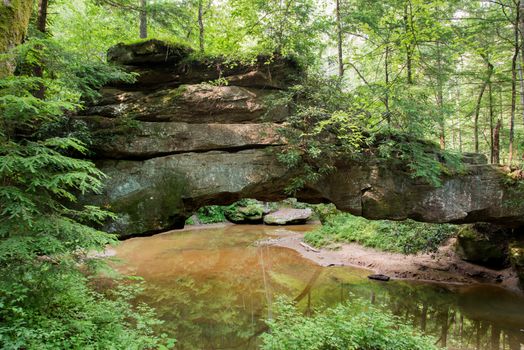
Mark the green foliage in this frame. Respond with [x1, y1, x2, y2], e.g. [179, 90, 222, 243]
[261, 298, 441, 350]
[195, 205, 227, 224]
[274, 76, 366, 194]
[304, 213, 457, 254]
[274, 75, 465, 193]
[372, 129, 466, 187]
[0, 38, 171, 348]
[14, 37, 135, 103]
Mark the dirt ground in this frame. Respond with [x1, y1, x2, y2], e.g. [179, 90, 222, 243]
[260, 233, 522, 292]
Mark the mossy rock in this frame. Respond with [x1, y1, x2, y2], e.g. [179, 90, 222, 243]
[263, 208, 313, 225]
[509, 242, 524, 284]
[106, 173, 188, 237]
[225, 204, 265, 224]
[107, 39, 193, 66]
[455, 224, 509, 269]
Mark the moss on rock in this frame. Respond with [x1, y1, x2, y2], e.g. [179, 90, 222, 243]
[107, 39, 193, 66]
[108, 173, 188, 235]
[225, 203, 265, 224]
[455, 224, 510, 269]
[509, 242, 524, 285]
[0, 0, 33, 77]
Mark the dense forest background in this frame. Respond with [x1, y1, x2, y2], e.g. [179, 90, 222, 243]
[47, 0, 524, 165]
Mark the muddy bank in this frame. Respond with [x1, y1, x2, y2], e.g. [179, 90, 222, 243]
[260, 232, 522, 292]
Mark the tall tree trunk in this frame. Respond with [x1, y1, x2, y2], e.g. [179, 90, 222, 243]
[404, 2, 413, 84]
[474, 78, 489, 154]
[436, 42, 445, 149]
[509, 6, 520, 165]
[32, 0, 48, 99]
[385, 43, 391, 124]
[488, 62, 494, 163]
[519, 0, 524, 125]
[336, 0, 344, 79]
[198, 0, 205, 53]
[0, 0, 34, 78]
[519, 55, 524, 125]
[139, 0, 147, 39]
[493, 118, 501, 164]
[36, 0, 47, 33]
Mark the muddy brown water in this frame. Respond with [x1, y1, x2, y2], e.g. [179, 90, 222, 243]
[114, 224, 524, 350]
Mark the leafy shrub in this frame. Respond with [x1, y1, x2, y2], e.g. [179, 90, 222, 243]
[195, 205, 228, 224]
[261, 298, 441, 350]
[269, 76, 465, 193]
[304, 213, 457, 254]
[0, 40, 172, 349]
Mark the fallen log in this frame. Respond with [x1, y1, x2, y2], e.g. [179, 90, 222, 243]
[368, 274, 390, 281]
[299, 241, 320, 253]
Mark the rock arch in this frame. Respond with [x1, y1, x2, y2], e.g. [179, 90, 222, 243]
[79, 40, 524, 238]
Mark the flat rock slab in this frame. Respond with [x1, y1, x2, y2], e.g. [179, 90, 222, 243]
[263, 208, 313, 225]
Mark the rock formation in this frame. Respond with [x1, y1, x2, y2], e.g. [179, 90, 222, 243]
[263, 208, 313, 225]
[79, 40, 524, 238]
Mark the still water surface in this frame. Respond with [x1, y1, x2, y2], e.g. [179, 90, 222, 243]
[114, 224, 524, 350]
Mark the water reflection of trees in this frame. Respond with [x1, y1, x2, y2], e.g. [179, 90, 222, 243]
[132, 244, 324, 350]
[139, 261, 524, 350]
[119, 226, 524, 350]
[318, 280, 524, 350]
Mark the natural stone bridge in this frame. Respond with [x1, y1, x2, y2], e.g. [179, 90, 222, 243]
[79, 40, 524, 238]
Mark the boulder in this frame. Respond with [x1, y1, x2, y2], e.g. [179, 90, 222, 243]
[455, 224, 510, 269]
[462, 153, 488, 165]
[509, 242, 524, 284]
[107, 39, 193, 66]
[263, 208, 313, 225]
[105, 40, 301, 90]
[225, 203, 266, 224]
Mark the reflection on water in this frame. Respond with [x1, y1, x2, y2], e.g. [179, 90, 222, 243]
[114, 224, 524, 350]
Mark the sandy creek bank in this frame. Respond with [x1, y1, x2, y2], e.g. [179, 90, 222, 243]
[257, 227, 522, 292]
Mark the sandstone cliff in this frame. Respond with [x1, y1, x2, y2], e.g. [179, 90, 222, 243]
[78, 40, 524, 238]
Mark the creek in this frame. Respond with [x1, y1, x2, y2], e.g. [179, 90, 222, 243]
[114, 224, 524, 350]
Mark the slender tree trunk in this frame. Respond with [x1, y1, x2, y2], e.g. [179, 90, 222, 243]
[493, 118, 501, 164]
[198, 0, 205, 53]
[336, 0, 344, 79]
[438, 89, 445, 149]
[436, 42, 445, 149]
[509, 7, 520, 165]
[519, 55, 524, 125]
[385, 43, 391, 124]
[139, 0, 147, 39]
[0, 0, 34, 78]
[404, 2, 413, 84]
[474, 79, 489, 153]
[488, 63, 494, 163]
[36, 0, 47, 33]
[519, 0, 524, 117]
[32, 0, 48, 99]
[459, 122, 463, 152]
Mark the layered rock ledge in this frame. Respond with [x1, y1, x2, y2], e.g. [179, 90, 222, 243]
[79, 40, 524, 238]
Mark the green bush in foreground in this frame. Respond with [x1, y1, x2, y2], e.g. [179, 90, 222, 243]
[261, 299, 440, 350]
[0, 40, 173, 349]
[304, 213, 457, 254]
